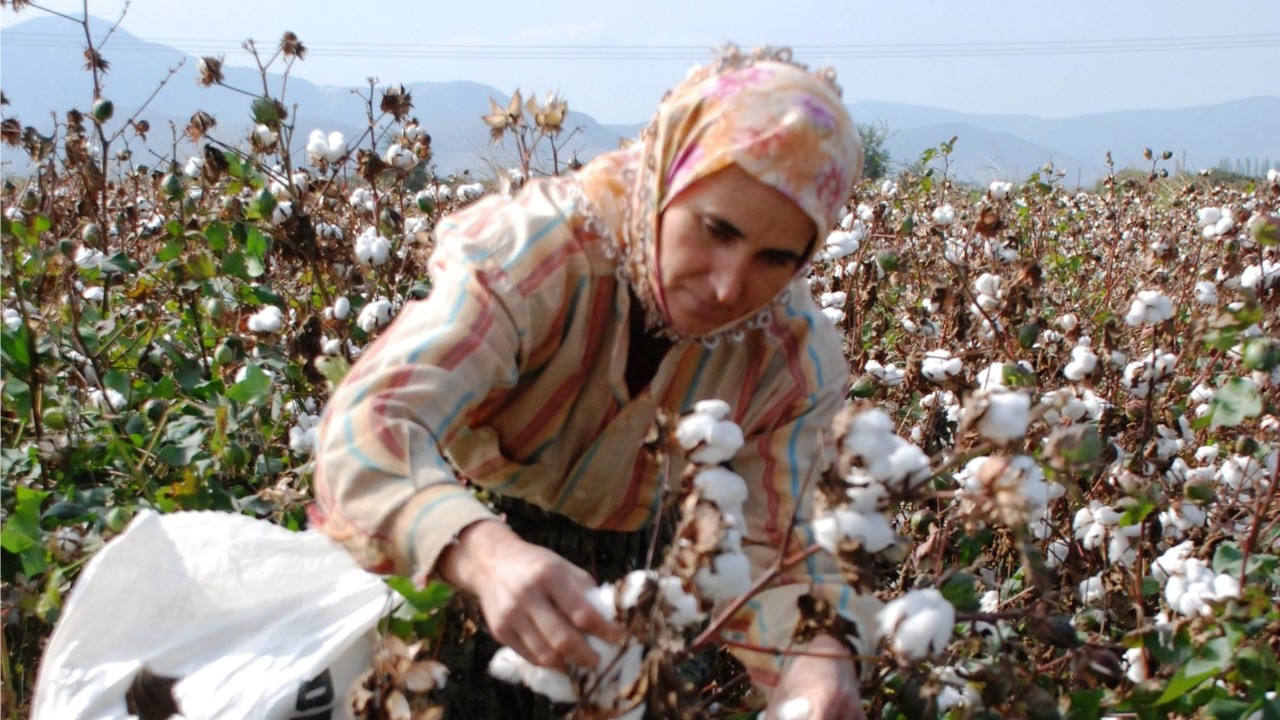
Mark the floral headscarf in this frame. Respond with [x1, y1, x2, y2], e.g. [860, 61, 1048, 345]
[578, 46, 864, 340]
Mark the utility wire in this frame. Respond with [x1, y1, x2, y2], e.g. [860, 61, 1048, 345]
[3, 32, 1278, 60]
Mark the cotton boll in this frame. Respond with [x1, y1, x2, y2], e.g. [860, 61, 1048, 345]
[932, 205, 957, 226]
[247, 305, 284, 333]
[585, 582, 619, 621]
[1044, 538, 1071, 569]
[922, 349, 963, 382]
[775, 697, 813, 720]
[695, 551, 752, 602]
[658, 576, 703, 627]
[1124, 290, 1175, 326]
[333, 296, 351, 320]
[877, 588, 955, 661]
[691, 399, 730, 420]
[488, 647, 577, 704]
[356, 298, 393, 332]
[1063, 343, 1098, 381]
[355, 227, 393, 266]
[694, 467, 749, 508]
[1079, 574, 1106, 605]
[1124, 647, 1149, 683]
[1194, 281, 1218, 305]
[972, 389, 1031, 443]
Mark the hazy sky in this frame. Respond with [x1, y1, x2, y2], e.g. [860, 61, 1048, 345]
[3, 1, 1278, 125]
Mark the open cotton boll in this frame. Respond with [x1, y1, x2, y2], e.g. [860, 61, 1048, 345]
[1064, 343, 1098, 381]
[488, 647, 578, 704]
[824, 230, 860, 259]
[658, 576, 704, 627]
[814, 506, 896, 554]
[773, 697, 813, 720]
[922, 349, 963, 382]
[585, 582, 620, 621]
[1079, 574, 1106, 605]
[247, 305, 284, 333]
[357, 298, 393, 332]
[877, 588, 955, 661]
[676, 410, 745, 465]
[971, 389, 1031, 443]
[1123, 290, 1175, 326]
[694, 467, 749, 509]
[695, 551, 752, 602]
[355, 227, 393, 266]
[932, 204, 957, 226]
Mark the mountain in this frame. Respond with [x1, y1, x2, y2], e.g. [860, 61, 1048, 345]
[3, 15, 1278, 187]
[851, 98, 1280, 185]
[0, 15, 629, 177]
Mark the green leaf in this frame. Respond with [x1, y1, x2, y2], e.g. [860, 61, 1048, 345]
[205, 221, 230, 251]
[244, 226, 270, 260]
[1, 323, 32, 375]
[41, 501, 91, 526]
[225, 363, 271, 404]
[246, 187, 277, 221]
[32, 213, 52, 233]
[938, 571, 980, 612]
[1065, 689, 1104, 720]
[1208, 378, 1263, 430]
[1204, 697, 1254, 720]
[1000, 362, 1038, 388]
[1155, 663, 1218, 705]
[1, 485, 50, 577]
[385, 577, 453, 613]
[156, 440, 202, 467]
[1184, 635, 1238, 678]
[222, 250, 250, 280]
[156, 238, 185, 263]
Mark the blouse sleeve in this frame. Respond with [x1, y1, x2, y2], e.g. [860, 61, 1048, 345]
[311, 204, 532, 581]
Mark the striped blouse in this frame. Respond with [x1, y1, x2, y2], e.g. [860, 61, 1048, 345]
[312, 172, 854, 688]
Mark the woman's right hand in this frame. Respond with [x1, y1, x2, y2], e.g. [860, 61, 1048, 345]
[437, 519, 626, 672]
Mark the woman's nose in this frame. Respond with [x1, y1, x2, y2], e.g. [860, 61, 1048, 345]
[708, 248, 748, 306]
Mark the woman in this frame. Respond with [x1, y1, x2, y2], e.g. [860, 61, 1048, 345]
[313, 46, 866, 718]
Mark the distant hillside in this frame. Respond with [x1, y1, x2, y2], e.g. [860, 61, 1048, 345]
[851, 98, 1280, 186]
[4, 15, 1277, 187]
[0, 16, 630, 177]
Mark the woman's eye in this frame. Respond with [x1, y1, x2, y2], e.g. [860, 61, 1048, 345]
[760, 250, 799, 268]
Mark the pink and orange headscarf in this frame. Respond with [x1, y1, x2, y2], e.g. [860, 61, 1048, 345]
[579, 46, 864, 338]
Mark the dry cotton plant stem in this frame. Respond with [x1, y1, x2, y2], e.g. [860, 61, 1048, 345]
[1238, 455, 1280, 588]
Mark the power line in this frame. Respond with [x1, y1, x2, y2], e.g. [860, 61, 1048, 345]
[3, 32, 1278, 61]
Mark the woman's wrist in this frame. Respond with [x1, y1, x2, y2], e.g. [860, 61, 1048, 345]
[436, 518, 516, 593]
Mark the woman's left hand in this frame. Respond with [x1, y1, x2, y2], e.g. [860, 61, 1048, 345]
[764, 634, 864, 720]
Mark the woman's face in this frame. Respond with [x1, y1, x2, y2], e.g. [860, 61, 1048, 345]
[655, 164, 816, 336]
